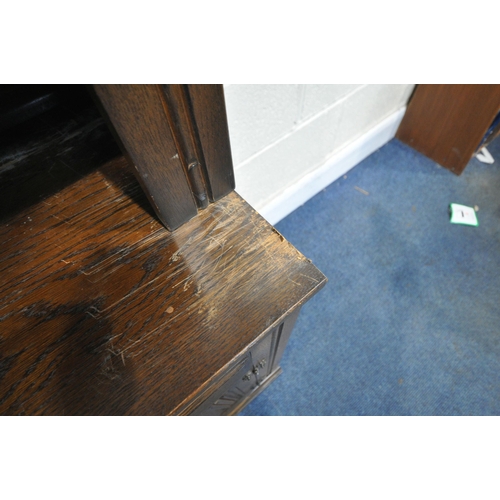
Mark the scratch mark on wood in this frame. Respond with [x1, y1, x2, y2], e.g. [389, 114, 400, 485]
[299, 273, 319, 284]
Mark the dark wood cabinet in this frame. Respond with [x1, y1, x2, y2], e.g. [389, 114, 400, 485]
[0, 85, 326, 415]
[186, 308, 300, 416]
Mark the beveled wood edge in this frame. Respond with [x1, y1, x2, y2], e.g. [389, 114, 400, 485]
[172, 356, 250, 416]
[169, 278, 326, 416]
[228, 367, 283, 416]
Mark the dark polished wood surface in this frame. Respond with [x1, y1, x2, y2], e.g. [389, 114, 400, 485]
[92, 85, 235, 230]
[0, 94, 326, 415]
[184, 85, 235, 201]
[92, 84, 199, 230]
[396, 84, 500, 175]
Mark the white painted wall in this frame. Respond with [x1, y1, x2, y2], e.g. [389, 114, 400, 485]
[224, 84, 415, 223]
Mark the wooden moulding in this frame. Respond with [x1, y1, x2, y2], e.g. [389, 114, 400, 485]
[91, 85, 235, 230]
[0, 155, 326, 415]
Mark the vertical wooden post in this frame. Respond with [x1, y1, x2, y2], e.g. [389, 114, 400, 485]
[184, 85, 235, 200]
[92, 84, 235, 230]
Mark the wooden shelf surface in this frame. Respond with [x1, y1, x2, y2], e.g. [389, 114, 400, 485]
[0, 106, 326, 415]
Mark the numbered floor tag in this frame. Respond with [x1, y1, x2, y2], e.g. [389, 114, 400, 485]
[449, 203, 478, 226]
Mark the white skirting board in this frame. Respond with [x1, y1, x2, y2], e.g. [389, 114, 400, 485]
[256, 107, 407, 226]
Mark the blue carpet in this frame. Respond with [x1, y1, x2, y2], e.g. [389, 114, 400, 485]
[239, 137, 500, 416]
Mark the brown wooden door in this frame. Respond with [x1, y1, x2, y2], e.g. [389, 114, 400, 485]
[396, 84, 500, 175]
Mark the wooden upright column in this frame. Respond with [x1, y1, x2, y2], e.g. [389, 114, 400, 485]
[92, 84, 235, 230]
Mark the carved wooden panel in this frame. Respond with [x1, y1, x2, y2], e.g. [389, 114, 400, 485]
[188, 308, 302, 416]
[187, 356, 252, 416]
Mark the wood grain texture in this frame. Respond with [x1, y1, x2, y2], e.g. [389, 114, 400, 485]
[0, 86, 121, 221]
[161, 85, 209, 209]
[184, 308, 300, 416]
[92, 84, 198, 230]
[92, 84, 236, 230]
[0, 143, 326, 416]
[396, 84, 500, 175]
[185, 85, 235, 200]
